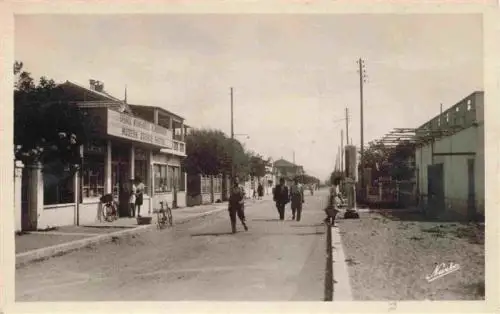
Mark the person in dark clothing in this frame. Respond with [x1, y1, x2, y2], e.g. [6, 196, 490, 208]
[289, 177, 305, 221]
[273, 178, 289, 220]
[228, 177, 248, 234]
[257, 182, 264, 200]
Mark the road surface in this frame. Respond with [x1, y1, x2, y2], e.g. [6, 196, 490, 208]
[16, 189, 329, 301]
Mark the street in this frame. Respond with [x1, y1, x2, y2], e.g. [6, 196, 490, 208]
[16, 190, 329, 301]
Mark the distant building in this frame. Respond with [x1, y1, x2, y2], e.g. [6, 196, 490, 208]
[273, 158, 304, 185]
[414, 91, 484, 221]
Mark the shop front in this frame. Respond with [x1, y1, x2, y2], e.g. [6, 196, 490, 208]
[37, 107, 174, 228]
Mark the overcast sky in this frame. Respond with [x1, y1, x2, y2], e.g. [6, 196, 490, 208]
[15, 14, 483, 180]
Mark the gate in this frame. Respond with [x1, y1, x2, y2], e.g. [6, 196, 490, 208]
[427, 163, 444, 217]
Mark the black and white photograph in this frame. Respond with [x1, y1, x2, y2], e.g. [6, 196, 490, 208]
[1, 2, 498, 312]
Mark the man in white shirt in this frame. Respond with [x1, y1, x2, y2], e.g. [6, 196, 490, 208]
[289, 177, 305, 221]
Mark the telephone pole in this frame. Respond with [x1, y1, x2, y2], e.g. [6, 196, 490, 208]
[345, 107, 349, 145]
[230, 87, 234, 180]
[357, 58, 367, 188]
[341, 129, 344, 173]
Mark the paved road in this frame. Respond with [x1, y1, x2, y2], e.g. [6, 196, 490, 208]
[16, 189, 329, 301]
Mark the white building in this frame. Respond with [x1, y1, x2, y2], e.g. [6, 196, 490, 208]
[415, 91, 484, 220]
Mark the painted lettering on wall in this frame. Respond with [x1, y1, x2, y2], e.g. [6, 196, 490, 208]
[107, 109, 173, 148]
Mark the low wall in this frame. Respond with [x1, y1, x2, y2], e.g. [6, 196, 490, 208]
[201, 193, 211, 204]
[213, 192, 222, 203]
[186, 194, 201, 207]
[152, 193, 174, 210]
[39, 204, 76, 229]
[418, 194, 483, 221]
[177, 191, 187, 207]
[79, 200, 101, 225]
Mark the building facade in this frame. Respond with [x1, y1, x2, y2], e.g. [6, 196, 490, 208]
[17, 80, 188, 230]
[273, 158, 304, 185]
[415, 91, 484, 220]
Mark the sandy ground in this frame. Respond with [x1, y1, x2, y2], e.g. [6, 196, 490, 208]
[337, 210, 485, 301]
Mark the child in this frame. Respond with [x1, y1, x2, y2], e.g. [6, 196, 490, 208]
[130, 179, 137, 217]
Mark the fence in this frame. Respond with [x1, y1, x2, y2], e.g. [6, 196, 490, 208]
[363, 180, 417, 208]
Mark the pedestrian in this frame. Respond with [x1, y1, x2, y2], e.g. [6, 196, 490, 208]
[324, 177, 342, 225]
[129, 178, 137, 217]
[257, 182, 264, 200]
[228, 177, 248, 233]
[134, 177, 145, 217]
[272, 177, 289, 220]
[289, 176, 305, 221]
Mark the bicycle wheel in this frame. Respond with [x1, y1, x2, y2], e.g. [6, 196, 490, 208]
[103, 205, 112, 222]
[156, 211, 162, 229]
[166, 208, 173, 227]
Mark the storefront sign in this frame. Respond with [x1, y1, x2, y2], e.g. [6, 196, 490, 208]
[107, 109, 173, 148]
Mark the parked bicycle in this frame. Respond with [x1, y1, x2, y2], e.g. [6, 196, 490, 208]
[155, 201, 173, 229]
[100, 193, 118, 222]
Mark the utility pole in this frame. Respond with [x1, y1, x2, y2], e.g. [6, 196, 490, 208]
[293, 150, 295, 164]
[341, 129, 344, 173]
[230, 87, 234, 181]
[357, 58, 367, 188]
[345, 107, 349, 145]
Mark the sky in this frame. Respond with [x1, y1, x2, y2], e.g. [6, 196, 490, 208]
[15, 14, 483, 180]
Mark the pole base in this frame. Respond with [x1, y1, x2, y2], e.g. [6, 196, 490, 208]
[344, 208, 360, 219]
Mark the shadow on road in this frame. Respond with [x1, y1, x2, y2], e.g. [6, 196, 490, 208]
[251, 218, 282, 222]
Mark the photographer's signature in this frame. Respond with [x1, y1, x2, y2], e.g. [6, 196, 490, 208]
[426, 262, 460, 282]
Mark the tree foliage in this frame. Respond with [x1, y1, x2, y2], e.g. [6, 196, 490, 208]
[14, 61, 91, 167]
[357, 140, 416, 182]
[183, 128, 251, 179]
[247, 151, 269, 178]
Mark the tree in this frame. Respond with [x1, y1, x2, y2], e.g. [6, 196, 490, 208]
[14, 61, 91, 168]
[247, 152, 268, 179]
[387, 140, 415, 181]
[183, 128, 251, 180]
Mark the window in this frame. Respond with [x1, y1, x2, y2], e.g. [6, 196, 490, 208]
[154, 164, 169, 193]
[43, 160, 75, 205]
[82, 155, 105, 198]
[467, 99, 473, 111]
[135, 148, 148, 193]
[168, 166, 184, 191]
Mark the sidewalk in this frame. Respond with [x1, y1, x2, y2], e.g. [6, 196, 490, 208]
[15, 197, 271, 267]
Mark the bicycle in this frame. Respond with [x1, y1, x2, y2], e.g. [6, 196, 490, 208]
[100, 194, 118, 222]
[155, 201, 173, 229]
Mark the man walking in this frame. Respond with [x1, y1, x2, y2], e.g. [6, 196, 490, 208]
[289, 177, 305, 221]
[273, 177, 289, 220]
[228, 177, 248, 234]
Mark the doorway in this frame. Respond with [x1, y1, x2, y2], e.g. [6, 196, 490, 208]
[467, 159, 476, 220]
[427, 163, 444, 218]
[111, 144, 131, 217]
